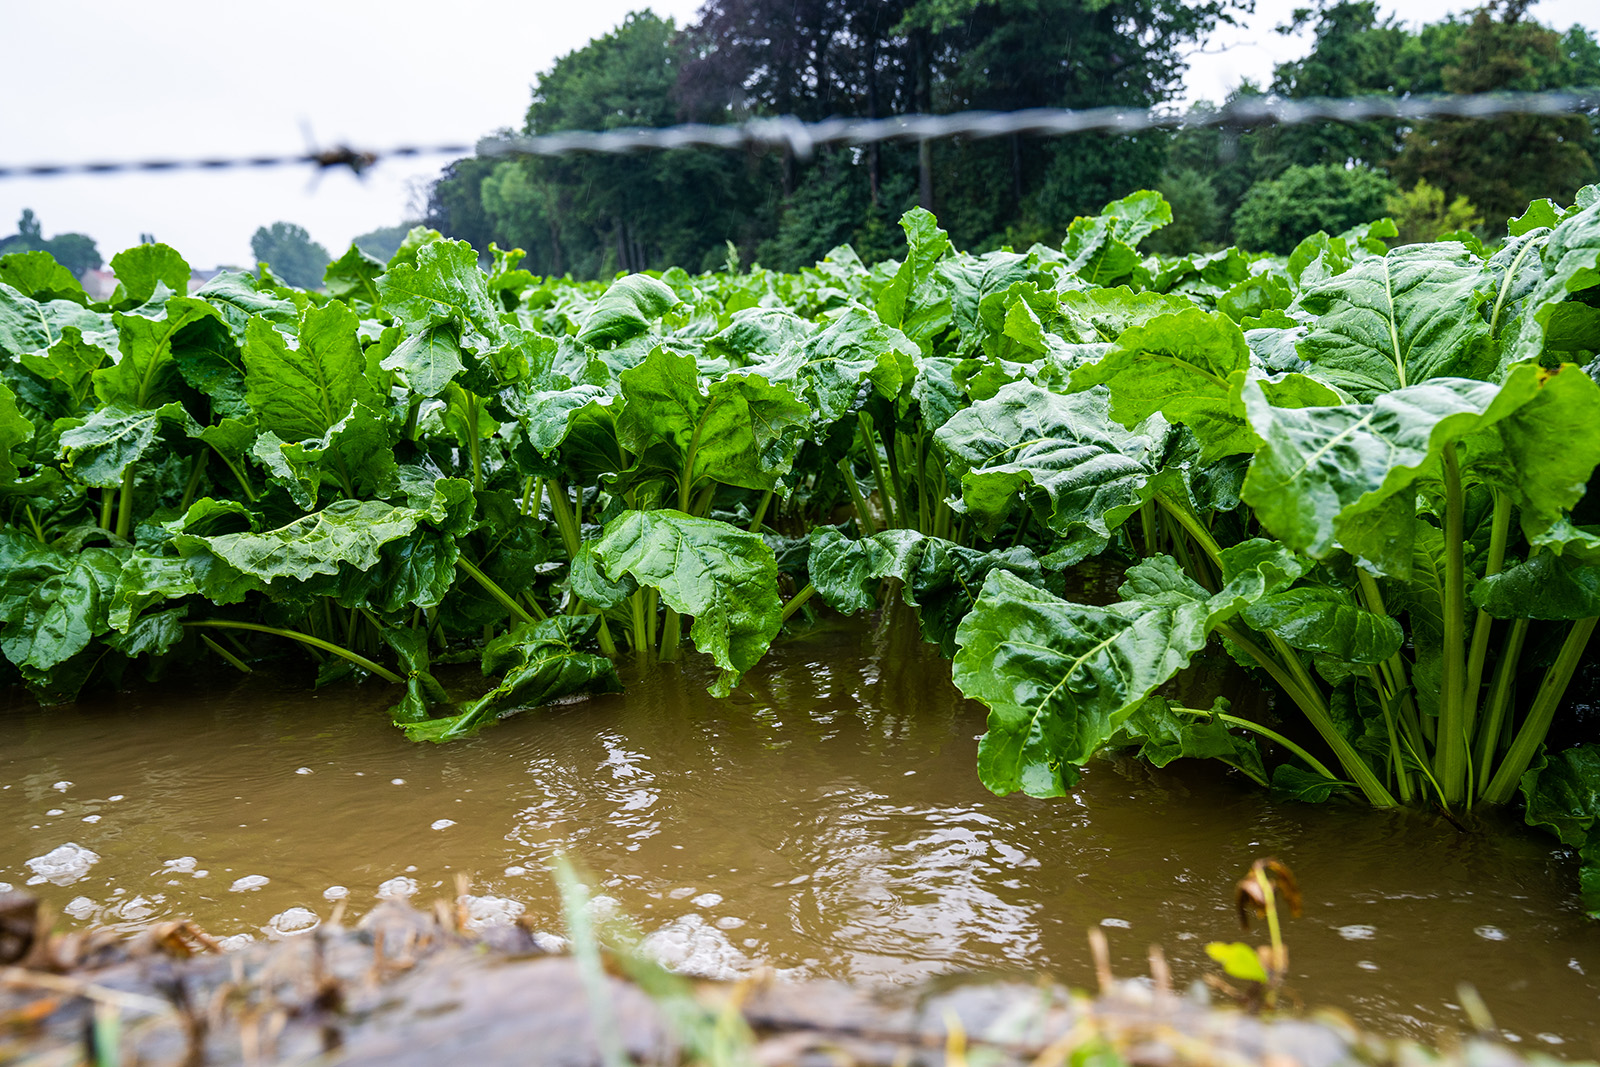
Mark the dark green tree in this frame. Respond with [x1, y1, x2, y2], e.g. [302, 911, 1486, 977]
[1388, 4, 1599, 226]
[1232, 163, 1397, 253]
[249, 222, 332, 289]
[0, 209, 104, 276]
[352, 221, 422, 264]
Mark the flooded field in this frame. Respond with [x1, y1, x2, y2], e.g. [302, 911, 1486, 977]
[3, 614, 1598, 1055]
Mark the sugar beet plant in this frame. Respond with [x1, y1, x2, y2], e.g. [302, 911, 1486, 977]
[4, 188, 1600, 898]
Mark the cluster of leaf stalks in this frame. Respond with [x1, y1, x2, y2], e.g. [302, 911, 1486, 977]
[4, 184, 1600, 900]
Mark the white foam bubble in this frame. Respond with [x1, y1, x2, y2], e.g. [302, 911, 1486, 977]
[377, 876, 418, 900]
[504, 866, 528, 877]
[323, 885, 350, 901]
[230, 875, 270, 892]
[264, 907, 320, 939]
[51, 781, 71, 792]
[431, 819, 456, 830]
[691, 893, 723, 909]
[45, 809, 64, 816]
[217, 933, 256, 952]
[458, 895, 526, 930]
[162, 857, 198, 874]
[1474, 925, 1508, 941]
[25, 843, 99, 886]
[64, 896, 97, 920]
[296, 768, 313, 776]
[641, 915, 751, 980]
[1338, 924, 1376, 940]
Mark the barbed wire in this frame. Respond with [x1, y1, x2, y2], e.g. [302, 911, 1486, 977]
[4, 87, 1597, 180]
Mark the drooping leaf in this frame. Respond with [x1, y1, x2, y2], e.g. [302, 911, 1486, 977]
[1473, 551, 1600, 620]
[58, 402, 198, 488]
[1240, 586, 1403, 663]
[808, 527, 1046, 655]
[953, 563, 1216, 798]
[1241, 375, 1539, 576]
[403, 616, 622, 742]
[1521, 746, 1600, 847]
[184, 500, 422, 584]
[574, 273, 680, 347]
[588, 510, 782, 696]
[1112, 695, 1266, 784]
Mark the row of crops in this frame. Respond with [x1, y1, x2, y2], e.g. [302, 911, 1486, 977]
[3, 188, 1600, 897]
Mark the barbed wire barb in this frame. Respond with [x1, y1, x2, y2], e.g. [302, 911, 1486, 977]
[3, 88, 1597, 179]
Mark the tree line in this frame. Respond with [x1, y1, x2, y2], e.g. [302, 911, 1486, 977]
[426, 0, 1598, 273]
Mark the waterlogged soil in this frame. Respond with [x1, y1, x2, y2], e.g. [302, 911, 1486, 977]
[3, 614, 1598, 1055]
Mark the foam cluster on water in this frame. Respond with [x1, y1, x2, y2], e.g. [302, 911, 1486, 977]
[264, 907, 320, 939]
[25, 843, 98, 886]
[457, 894, 525, 930]
[642, 915, 751, 979]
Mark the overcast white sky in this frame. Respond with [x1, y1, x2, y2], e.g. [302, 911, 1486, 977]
[3, 0, 1595, 270]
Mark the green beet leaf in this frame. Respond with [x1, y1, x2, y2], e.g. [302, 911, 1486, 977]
[1295, 245, 1497, 401]
[1112, 696, 1266, 785]
[617, 347, 809, 494]
[808, 527, 1046, 655]
[378, 238, 504, 345]
[574, 273, 680, 347]
[243, 302, 382, 441]
[404, 617, 622, 741]
[1240, 586, 1403, 663]
[58, 401, 198, 488]
[0, 382, 28, 483]
[109, 244, 190, 308]
[0, 548, 123, 673]
[935, 382, 1164, 543]
[0, 251, 87, 304]
[0, 283, 113, 361]
[1241, 374, 1540, 576]
[589, 510, 782, 696]
[186, 499, 423, 585]
[1472, 551, 1600, 620]
[94, 298, 221, 410]
[1521, 745, 1600, 848]
[1508, 199, 1600, 365]
[953, 564, 1216, 798]
[875, 207, 952, 349]
[1069, 307, 1254, 460]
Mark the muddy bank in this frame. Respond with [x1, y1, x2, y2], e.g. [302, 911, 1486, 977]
[1, 891, 1582, 1067]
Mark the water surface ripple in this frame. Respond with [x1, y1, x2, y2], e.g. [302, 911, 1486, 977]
[2, 616, 1596, 1052]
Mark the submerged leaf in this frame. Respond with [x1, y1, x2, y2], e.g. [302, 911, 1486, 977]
[404, 617, 621, 742]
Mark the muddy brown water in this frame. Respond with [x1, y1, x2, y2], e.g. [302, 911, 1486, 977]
[3, 613, 1598, 1055]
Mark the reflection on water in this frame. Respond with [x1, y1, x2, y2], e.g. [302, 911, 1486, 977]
[2, 610, 1598, 1053]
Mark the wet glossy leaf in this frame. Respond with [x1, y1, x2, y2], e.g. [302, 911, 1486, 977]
[575, 273, 680, 347]
[404, 617, 622, 741]
[1240, 586, 1403, 663]
[58, 402, 198, 488]
[589, 510, 781, 696]
[935, 382, 1163, 542]
[109, 244, 190, 307]
[1295, 245, 1497, 400]
[809, 528, 1045, 655]
[243, 302, 381, 441]
[953, 564, 1215, 798]
[188, 500, 422, 584]
[1521, 746, 1600, 847]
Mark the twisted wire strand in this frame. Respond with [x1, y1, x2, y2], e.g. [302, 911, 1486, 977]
[4, 88, 1597, 180]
